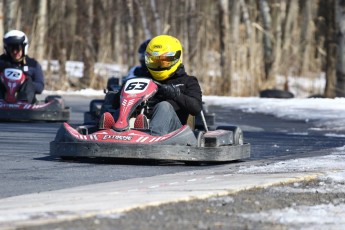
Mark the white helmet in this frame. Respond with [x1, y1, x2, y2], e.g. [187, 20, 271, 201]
[3, 30, 29, 59]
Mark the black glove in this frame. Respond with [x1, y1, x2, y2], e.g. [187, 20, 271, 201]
[159, 84, 181, 99]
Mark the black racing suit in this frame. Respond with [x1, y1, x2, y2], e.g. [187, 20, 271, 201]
[0, 54, 45, 104]
[149, 65, 202, 125]
[104, 64, 202, 126]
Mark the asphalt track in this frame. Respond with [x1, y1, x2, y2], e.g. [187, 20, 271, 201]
[0, 95, 344, 229]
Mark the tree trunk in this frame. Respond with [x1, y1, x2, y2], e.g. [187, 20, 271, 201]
[58, 1, 69, 90]
[218, 0, 231, 95]
[150, 0, 161, 35]
[240, 0, 257, 95]
[278, 0, 298, 83]
[272, 0, 285, 85]
[35, 0, 47, 62]
[187, 0, 197, 75]
[126, 0, 135, 67]
[134, 0, 152, 39]
[113, 0, 122, 64]
[4, 0, 18, 31]
[334, 0, 345, 97]
[300, 1, 314, 75]
[78, 0, 95, 88]
[259, 0, 273, 82]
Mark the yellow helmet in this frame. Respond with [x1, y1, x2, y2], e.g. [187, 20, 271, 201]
[145, 35, 182, 81]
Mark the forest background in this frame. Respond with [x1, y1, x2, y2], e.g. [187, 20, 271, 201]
[0, 0, 344, 98]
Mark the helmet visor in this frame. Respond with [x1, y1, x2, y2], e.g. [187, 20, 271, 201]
[8, 44, 22, 52]
[145, 51, 181, 71]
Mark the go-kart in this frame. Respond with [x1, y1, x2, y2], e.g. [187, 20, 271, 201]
[84, 76, 216, 129]
[50, 78, 250, 163]
[0, 68, 70, 121]
[50, 77, 250, 163]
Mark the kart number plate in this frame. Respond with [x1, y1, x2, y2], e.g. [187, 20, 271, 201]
[124, 78, 150, 94]
[4, 68, 24, 80]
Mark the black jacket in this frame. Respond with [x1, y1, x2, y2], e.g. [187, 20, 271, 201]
[152, 65, 202, 124]
[0, 54, 45, 94]
[109, 64, 202, 125]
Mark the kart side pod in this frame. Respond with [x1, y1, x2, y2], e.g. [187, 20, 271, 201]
[197, 126, 243, 148]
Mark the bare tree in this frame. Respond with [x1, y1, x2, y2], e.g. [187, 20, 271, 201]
[150, 0, 161, 35]
[113, 0, 122, 64]
[239, 0, 258, 96]
[0, 0, 336, 97]
[259, 0, 273, 82]
[34, 0, 47, 62]
[186, 0, 197, 75]
[218, 0, 231, 95]
[95, 1, 114, 63]
[300, 1, 314, 75]
[78, 0, 95, 88]
[134, 0, 152, 39]
[57, 1, 69, 90]
[334, 0, 345, 97]
[125, 0, 135, 67]
[281, 0, 298, 76]
[271, 0, 285, 88]
[4, 0, 18, 31]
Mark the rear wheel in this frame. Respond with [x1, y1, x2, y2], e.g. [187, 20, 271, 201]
[89, 99, 104, 113]
[259, 89, 294, 98]
[107, 77, 121, 92]
[83, 100, 104, 123]
[84, 111, 93, 124]
[45, 95, 62, 103]
[44, 95, 65, 110]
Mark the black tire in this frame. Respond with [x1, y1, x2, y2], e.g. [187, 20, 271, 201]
[45, 95, 62, 103]
[84, 111, 95, 124]
[216, 125, 244, 145]
[107, 77, 121, 92]
[259, 89, 294, 98]
[89, 99, 104, 114]
[184, 161, 202, 166]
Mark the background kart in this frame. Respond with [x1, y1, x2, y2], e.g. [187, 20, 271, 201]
[0, 95, 70, 122]
[0, 68, 70, 122]
[50, 77, 250, 164]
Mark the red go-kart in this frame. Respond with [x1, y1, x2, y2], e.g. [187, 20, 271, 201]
[50, 77, 250, 164]
[0, 68, 70, 121]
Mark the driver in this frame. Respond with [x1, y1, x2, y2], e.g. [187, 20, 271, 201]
[99, 35, 202, 136]
[122, 38, 152, 84]
[0, 30, 45, 104]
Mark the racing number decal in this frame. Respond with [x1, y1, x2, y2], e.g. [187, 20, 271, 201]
[4, 68, 23, 80]
[125, 82, 148, 91]
[7, 71, 21, 78]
